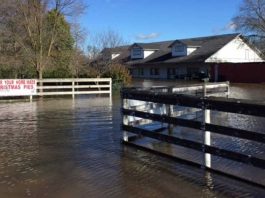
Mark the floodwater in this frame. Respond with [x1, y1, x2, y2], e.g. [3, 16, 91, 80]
[0, 80, 265, 197]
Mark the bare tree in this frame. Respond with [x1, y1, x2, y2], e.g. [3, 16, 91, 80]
[86, 29, 127, 75]
[93, 29, 126, 50]
[0, 0, 87, 79]
[233, 0, 265, 52]
[88, 29, 126, 59]
[70, 23, 88, 77]
[86, 30, 131, 84]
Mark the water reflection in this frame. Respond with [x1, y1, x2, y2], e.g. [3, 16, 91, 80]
[0, 84, 265, 197]
[0, 101, 38, 196]
[230, 83, 265, 100]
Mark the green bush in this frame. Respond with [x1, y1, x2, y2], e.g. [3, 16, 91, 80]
[102, 63, 132, 88]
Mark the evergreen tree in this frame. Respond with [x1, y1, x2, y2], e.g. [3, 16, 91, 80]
[44, 10, 75, 78]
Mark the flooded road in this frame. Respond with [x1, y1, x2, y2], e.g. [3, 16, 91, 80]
[0, 81, 265, 197]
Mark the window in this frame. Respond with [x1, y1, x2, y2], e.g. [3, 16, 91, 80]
[132, 48, 142, 56]
[129, 69, 133, 75]
[174, 44, 184, 52]
[138, 68, 144, 76]
[168, 68, 176, 75]
[150, 68, 160, 75]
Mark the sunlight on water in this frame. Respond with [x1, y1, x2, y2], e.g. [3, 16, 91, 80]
[0, 83, 265, 197]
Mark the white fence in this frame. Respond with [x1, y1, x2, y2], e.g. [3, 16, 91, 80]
[37, 78, 112, 97]
[0, 78, 112, 100]
[123, 82, 230, 125]
[148, 82, 230, 97]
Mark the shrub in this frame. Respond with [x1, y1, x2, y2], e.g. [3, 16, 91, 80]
[102, 63, 132, 88]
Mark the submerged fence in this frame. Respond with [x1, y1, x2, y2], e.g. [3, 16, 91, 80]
[121, 82, 265, 187]
[0, 78, 112, 100]
[37, 78, 112, 98]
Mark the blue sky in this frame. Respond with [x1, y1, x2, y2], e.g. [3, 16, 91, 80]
[80, 0, 243, 45]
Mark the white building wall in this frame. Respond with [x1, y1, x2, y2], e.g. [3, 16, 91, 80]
[206, 37, 263, 63]
[187, 47, 198, 55]
[111, 53, 120, 59]
[144, 50, 155, 58]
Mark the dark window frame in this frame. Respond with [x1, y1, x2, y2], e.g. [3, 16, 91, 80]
[174, 44, 185, 53]
[132, 48, 142, 56]
[150, 68, 160, 76]
[138, 68, 144, 76]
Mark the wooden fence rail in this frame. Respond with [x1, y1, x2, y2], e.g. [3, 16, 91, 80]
[37, 78, 112, 98]
[121, 83, 265, 187]
[121, 89, 265, 117]
[0, 78, 112, 101]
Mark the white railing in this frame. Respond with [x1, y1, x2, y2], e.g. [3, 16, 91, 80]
[37, 78, 112, 98]
[0, 78, 112, 101]
[122, 82, 230, 126]
[149, 82, 230, 97]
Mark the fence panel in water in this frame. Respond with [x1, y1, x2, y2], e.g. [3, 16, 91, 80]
[121, 84, 265, 187]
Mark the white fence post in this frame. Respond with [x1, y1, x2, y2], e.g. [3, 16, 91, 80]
[204, 109, 211, 168]
[72, 79, 75, 99]
[166, 87, 174, 130]
[226, 81, 230, 98]
[38, 80, 43, 97]
[109, 78, 112, 98]
[203, 80, 211, 168]
[123, 98, 129, 142]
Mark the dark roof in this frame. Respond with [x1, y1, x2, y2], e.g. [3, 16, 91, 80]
[102, 45, 130, 54]
[126, 40, 174, 64]
[130, 40, 174, 50]
[101, 45, 131, 62]
[103, 33, 242, 64]
[165, 33, 239, 63]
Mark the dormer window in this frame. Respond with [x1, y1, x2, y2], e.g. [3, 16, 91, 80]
[171, 42, 187, 57]
[174, 44, 185, 53]
[131, 47, 143, 59]
[133, 48, 142, 56]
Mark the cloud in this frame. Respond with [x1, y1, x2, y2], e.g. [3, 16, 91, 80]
[212, 21, 238, 34]
[227, 22, 237, 31]
[135, 33, 161, 40]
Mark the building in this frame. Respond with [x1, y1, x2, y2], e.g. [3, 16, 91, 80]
[103, 33, 264, 81]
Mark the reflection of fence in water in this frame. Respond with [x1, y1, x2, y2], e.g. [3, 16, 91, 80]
[121, 82, 265, 187]
[125, 82, 229, 128]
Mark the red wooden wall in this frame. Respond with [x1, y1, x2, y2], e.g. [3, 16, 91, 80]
[210, 62, 265, 83]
